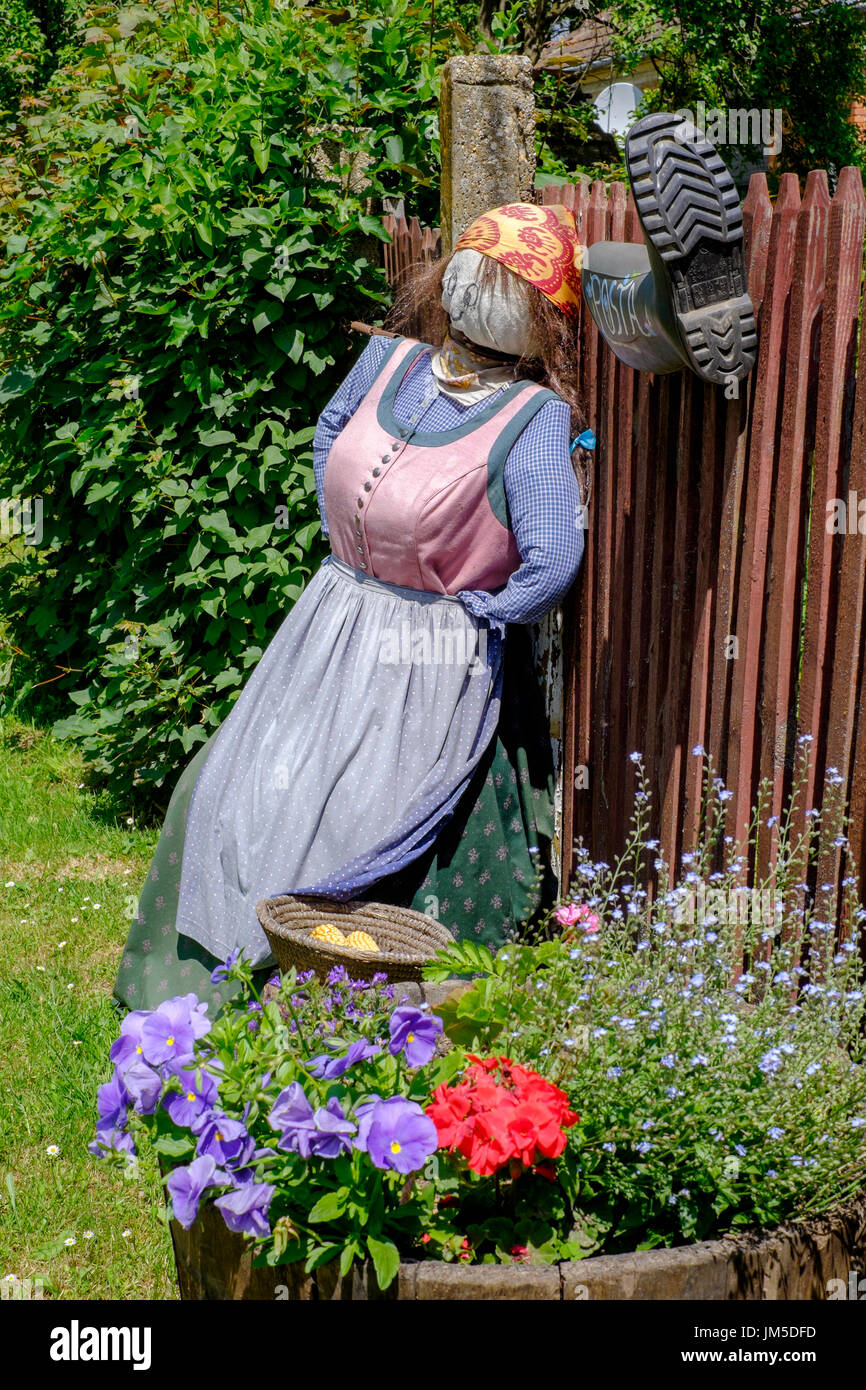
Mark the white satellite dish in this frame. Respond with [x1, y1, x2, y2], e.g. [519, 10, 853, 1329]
[594, 82, 645, 138]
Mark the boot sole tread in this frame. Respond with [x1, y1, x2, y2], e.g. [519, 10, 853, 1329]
[626, 113, 756, 384]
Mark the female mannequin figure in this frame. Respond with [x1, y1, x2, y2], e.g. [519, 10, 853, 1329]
[116, 201, 588, 1013]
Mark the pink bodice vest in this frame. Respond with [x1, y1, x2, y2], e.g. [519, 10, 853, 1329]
[323, 336, 554, 594]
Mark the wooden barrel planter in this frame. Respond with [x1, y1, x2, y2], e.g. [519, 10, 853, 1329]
[170, 1194, 866, 1301]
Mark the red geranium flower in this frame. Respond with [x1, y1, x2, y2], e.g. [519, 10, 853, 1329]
[534, 1161, 557, 1182]
[459, 1106, 514, 1176]
[425, 1055, 579, 1178]
[427, 1082, 473, 1147]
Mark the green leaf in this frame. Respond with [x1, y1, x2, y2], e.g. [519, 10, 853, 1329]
[0, 367, 36, 404]
[251, 135, 270, 173]
[366, 1236, 400, 1291]
[85, 479, 122, 506]
[199, 430, 236, 446]
[153, 1132, 195, 1159]
[273, 326, 304, 361]
[308, 1189, 347, 1223]
[304, 1244, 342, 1273]
[199, 510, 238, 542]
[357, 214, 392, 242]
[252, 299, 283, 333]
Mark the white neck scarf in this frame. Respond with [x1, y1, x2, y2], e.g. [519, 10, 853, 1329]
[430, 332, 520, 403]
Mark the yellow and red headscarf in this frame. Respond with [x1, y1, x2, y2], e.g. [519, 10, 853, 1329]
[454, 202, 583, 320]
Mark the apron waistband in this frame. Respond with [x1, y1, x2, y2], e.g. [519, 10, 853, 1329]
[325, 553, 465, 606]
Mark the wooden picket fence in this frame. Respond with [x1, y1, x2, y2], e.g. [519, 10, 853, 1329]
[382, 212, 442, 342]
[381, 173, 866, 932]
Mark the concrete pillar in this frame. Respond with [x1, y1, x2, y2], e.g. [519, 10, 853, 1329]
[439, 54, 536, 254]
[438, 55, 566, 893]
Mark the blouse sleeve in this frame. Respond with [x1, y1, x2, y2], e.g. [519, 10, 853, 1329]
[455, 397, 584, 626]
[312, 335, 392, 540]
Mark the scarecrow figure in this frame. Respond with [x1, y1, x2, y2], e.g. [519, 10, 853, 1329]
[116, 112, 754, 1011]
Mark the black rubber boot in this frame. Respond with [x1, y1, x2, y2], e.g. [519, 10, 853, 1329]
[581, 112, 758, 386]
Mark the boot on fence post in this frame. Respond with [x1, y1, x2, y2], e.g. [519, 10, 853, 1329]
[581, 112, 758, 387]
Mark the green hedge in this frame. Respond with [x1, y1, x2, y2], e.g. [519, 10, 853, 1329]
[0, 0, 50, 113]
[0, 0, 450, 812]
[0, 0, 82, 115]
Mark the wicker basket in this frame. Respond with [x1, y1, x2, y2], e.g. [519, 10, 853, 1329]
[255, 894, 454, 983]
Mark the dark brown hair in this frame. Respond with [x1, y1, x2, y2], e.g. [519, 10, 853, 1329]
[384, 250, 592, 504]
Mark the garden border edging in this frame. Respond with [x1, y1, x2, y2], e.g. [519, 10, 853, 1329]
[170, 1193, 866, 1300]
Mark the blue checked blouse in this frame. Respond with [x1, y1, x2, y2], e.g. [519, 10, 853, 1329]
[312, 334, 583, 625]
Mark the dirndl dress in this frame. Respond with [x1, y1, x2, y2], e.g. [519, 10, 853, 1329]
[115, 337, 566, 1012]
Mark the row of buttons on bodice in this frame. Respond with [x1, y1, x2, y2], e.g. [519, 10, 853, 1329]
[352, 376, 439, 570]
[353, 434, 406, 569]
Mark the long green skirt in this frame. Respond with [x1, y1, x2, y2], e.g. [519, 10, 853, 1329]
[115, 625, 555, 1013]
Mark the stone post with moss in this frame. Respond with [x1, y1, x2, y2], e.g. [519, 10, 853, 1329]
[439, 54, 536, 254]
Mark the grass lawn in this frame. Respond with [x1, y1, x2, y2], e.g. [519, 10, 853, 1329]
[0, 717, 176, 1299]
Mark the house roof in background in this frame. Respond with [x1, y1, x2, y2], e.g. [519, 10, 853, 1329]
[536, 14, 667, 73]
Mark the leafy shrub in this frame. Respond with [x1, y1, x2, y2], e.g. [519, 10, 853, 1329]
[427, 751, 866, 1254]
[0, 0, 82, 116]
[0, 0, 449, 812]
[0, 0, 49, 114]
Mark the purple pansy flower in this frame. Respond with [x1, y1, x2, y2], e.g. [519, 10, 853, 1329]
[119, 1057, 163, 1115]
[354, 1097, 437, 1174]
[268, 1084, 355, 1158]
[215, 1180, 275, 1238]
[166, 1154, 225, 1230]
[140, 999, 197, 1068]
[210, 949, 241, 985]
[269, 1083, 318, 1158]
[310, 1098, 356, 1158]
[387, 1005, 443, 1068]
[307, 1039, 381, 1080]
[108, 1010, 150, 1069]
[96, 1070, 131, 1131]
[176, 994, 212, 1041]
[140, 994, 211, 1070]
[162, 1065, 221, 1129]
[194, 1112, 255, 1169]
[88, 1125, 135, 1159]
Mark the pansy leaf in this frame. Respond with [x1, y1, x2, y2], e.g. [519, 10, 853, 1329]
[304, 1243, 342, 1273]
[366, 1236, 400, 1291]
[308, 1189, 347, 1223]
[152, 1132, 196, 1159]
